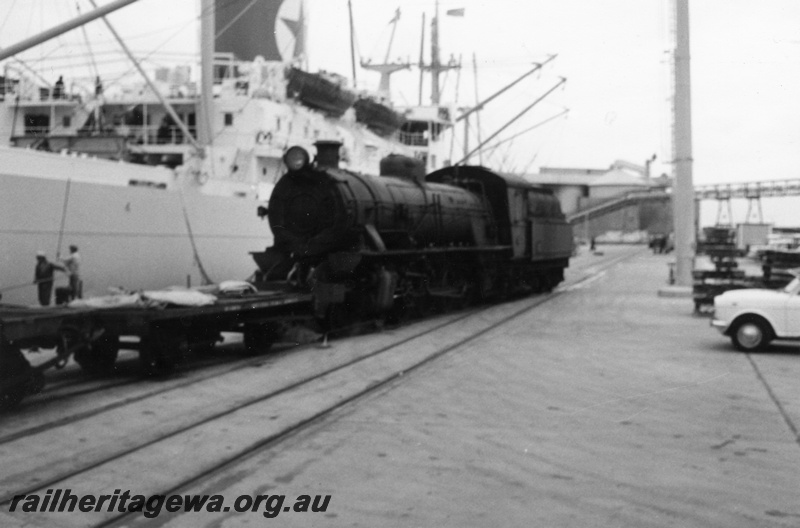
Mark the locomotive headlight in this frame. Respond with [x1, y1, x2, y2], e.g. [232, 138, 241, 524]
[283, 146, 310, 172]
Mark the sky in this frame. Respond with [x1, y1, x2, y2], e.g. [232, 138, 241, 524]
[2, 0, 800, 225]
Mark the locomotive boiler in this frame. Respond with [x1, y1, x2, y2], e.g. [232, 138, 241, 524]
[252, 141, 573, 326]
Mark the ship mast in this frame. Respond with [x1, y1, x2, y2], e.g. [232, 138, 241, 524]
[198, 0, 214, 148]
[421, 0, 458, 105]
[359, 7, 410, 98]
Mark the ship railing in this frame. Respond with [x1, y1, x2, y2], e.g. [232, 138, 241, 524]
[120, 125, 196, 146]
[398, 131, 429, 147]
[2, 64, 75, 103]
[21, 126, 51, 136]
[0, 81, 80, 104]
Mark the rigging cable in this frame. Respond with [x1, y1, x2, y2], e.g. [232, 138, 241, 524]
[482, 108, 570, 158]
[178, 187, 213, 285]
[0, 0, 19, 36]
[75, 1, 101, 80]
[55, 179, 72, 259]
[520, 115, 569, 175]
[454, 77, 566, 165]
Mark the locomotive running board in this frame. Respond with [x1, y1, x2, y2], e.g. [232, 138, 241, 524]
[359, 245, 512, 257]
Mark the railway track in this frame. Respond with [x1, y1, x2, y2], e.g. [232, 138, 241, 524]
[0, 315, 444, 445]
[17, 340, 266, 405]
[0, 347, 292, 446]
[0, 247, 641, 528]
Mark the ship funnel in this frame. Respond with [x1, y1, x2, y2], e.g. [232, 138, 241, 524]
[314, 140, 343, 169]
[380, 154, 426, 185]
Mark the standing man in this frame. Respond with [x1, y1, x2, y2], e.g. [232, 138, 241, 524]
[34, 252, 64, 306]
[762, 256, 773, 284]
[53, 75, 65, 99]
[60, 245, 82, 299]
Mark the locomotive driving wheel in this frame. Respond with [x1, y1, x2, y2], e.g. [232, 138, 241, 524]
[325, 300, 370, 337]
[440, 268, 472, 310]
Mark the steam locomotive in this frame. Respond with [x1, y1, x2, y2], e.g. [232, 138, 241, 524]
[252, 141, 573, 326]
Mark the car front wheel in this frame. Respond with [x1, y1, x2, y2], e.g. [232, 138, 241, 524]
[731, 318, 771, 352]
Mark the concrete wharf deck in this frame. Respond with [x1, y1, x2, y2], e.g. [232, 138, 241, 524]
[225, 246, 799, 527]
[2, 245, 799, 527]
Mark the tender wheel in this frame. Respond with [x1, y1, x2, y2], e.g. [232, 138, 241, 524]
[74, 334, 120, 377]
[408, 294, 432, 319]
[731, 318, 771, 352]
[325, 303, 364, 337]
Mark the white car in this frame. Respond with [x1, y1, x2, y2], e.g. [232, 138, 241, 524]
[711, 276, 800, 351]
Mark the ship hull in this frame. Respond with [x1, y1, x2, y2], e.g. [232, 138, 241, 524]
[0, 167, 270, 306]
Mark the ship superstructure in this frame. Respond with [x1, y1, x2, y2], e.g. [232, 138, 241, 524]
[0, 0, 460, 305]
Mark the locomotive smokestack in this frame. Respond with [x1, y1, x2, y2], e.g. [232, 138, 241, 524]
[314, 140, 343, 169]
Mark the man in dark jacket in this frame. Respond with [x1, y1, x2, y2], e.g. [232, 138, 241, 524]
[34, 251, 64, 306]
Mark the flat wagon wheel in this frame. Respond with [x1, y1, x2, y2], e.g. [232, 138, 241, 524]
[74, 333, 120, 377]
[187, 326, 223, 356]
[542, 272, 556, 293]
[139, 325, 188, 377]
[0, 341, 39, 411]
[243, 322, 281, 355]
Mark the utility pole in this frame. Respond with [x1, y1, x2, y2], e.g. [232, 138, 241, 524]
[672, 0, 695, 287]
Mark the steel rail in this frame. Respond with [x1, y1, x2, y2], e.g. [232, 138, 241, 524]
[0, 249, 639, 515]
[97, 248, 639, 528]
